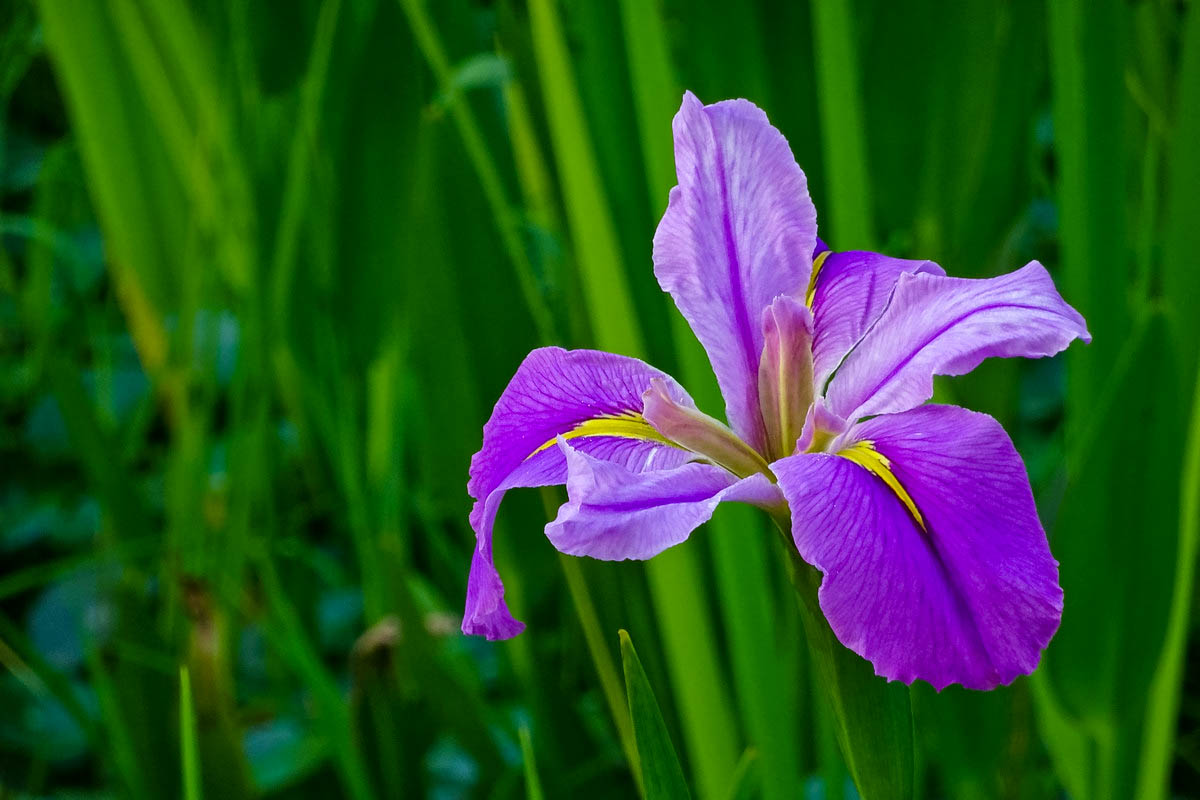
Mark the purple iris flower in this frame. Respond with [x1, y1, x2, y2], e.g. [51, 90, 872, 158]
[463, 92, 1090, 690]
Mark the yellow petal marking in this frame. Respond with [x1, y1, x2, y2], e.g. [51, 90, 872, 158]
[527, 412, 679, 458]
[805, 250, 832, 308]
[837, 440, 926, 530]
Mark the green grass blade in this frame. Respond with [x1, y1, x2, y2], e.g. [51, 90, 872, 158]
[519, 723, 546, 800]
[1041, 312, 1178, 797]
[559, 552, 642, 786]
[810, 0, 875, 248]
[617, 4, 801, 799]
[501, 42, 642, 781]
[617, 0, 677, 208]
[1161, 1, 1200, 383]
[1030, 669, 1090, 799]
[1135, 10, 1200, 796]
[179, 666, 203, 800]
[1047, 0, 1129, 433]
[397, 0, 556, 344]
[723, 747, 759, 800]
[1136, 350, 1200, 798]
[525, 0, 640, 356]
[620, 630, 692, 800]
[526, 2, 740, 797]
[255, 554, 374, 800]
[269, 0, 341, 332]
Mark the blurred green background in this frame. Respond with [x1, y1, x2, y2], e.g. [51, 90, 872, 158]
[1, 0, 1198, 797]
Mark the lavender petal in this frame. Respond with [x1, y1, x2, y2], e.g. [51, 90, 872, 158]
[653, 91, 818, 452]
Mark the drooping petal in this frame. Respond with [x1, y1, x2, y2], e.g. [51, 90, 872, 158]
[465, 347, 694, 639]
[773, 404, 1062, 690]
[824, 262, 1091, 421]
[546, 439, 781, 560]
[653, 91, 818, 451]
[809, 250, 944, 388]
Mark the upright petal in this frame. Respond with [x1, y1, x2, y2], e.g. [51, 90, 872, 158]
[465, 347, 694, 639]
[547, 439, 781, 560]
[758, 295, 815, 460]
[824, 262, 1091, 421]
[773, 404, 1062, 690]
[809, 251, 944, 387]
[653, 91, 818, 451]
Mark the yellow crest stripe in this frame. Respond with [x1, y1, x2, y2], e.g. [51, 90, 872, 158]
[805, 250, 832, 308]
[837, 440, 926, 530]
[527, 413, 679, 458]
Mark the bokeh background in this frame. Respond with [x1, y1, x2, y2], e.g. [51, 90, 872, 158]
[2, 0, 1198, 797]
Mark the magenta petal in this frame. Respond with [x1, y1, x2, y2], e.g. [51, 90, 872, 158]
[810, 250, 945, 387]
[653, 91, 818, 451]
[824, 261, 1091, 421]
[773, 404, 1063, 690]
[464, 347, 693, 639]
[546, 439, 781, 560]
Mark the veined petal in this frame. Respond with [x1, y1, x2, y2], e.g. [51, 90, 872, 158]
[796, 398, 849, 454]
[653, 91, 818, 452]
[464, 347, 694, 639]
[547, 439, 782, 561]
[809, 250, 944, 388]
[824, 262, 1091, 421]
[773, 404, 1062, 690]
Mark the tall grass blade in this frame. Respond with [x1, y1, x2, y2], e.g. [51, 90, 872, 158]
[179, 666, 203, 800]
[617, 4, 801, 799]
[1136, 356, 1200, 798]
[397, 0, 556, 343]
[810, 0, 875, 248]
[621, 630, 692, 800]
[1135, 8, 1200, 796]
[525, 2, 740, 797]
[519, 723, 546, 800]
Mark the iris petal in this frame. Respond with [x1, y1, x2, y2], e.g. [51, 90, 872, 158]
[546, 439, 781, 561]
[809, 250, 945, 389]
[653, 91, 818, 451]
[464, 347, 694, 639]
[773, 404, 1062, 690]
[824, 261, 1091, 421]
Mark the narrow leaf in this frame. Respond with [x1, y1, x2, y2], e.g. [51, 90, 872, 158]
[621, 630, 691, 800]
[1136, 7, 1200, 796]
[519, 723, 545, 800]
[180, 666, 203, 800]
[526, 2, 740, 796]
[810, 0, 875, 248]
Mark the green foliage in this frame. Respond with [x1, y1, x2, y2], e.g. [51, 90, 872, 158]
[1, 0, 1198, 797]
[621, 630, 690, 800]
